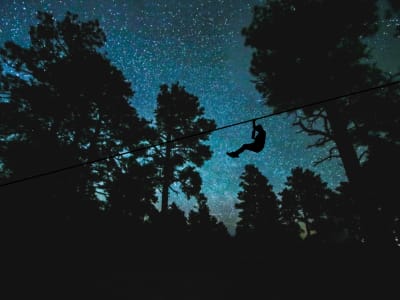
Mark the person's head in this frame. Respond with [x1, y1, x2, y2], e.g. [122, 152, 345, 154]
[255, 125, 263, 132]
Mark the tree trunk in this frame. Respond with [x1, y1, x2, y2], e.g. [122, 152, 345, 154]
[161, 136, 172, 214]
[324, 105, 373, 242]
[324, 105, 362, 185]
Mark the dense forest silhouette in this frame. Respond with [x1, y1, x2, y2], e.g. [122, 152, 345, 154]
[1, 1, 399, 298]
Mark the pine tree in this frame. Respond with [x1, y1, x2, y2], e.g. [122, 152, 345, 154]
[280, 167, 335, 242]
[235, 164, 279, 240]
[152, 82, 216, 215]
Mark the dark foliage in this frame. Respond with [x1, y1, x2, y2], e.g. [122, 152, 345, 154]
[0, 5, 399, 299]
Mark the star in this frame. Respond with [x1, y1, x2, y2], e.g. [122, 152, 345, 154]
[1, 0, 398, 234]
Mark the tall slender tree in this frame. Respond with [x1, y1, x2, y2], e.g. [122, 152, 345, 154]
[280, 167, 334, 242]
[235, 164, 279, 240]
[152, 82, 216, 215]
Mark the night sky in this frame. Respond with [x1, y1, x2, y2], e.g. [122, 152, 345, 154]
[1, 0, 399, 233]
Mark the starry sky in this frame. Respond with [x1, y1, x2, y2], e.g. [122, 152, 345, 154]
[1, 0, 399, 233]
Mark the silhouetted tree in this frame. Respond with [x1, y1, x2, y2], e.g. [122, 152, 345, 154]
[188, 193, 229, 238]
[161, 202, 189, 242]
[280, 167, 335, 243]
[235, 164, 280, 241]
[343, 88, 400, 245]
[359, 140, 400, 246]
[152, 82, 216, 215]
[242, 0, 390, 242]
[326, 181, 361, 244]
[107, 158, 158, 225]
[0, 12, 149, 226]
[329, 140, 400, 247]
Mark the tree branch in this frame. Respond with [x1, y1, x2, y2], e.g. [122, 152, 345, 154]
[1, 59, 33, 77]
[95, 190, 108, 197]
[307, 107, 325, 124]
[55, 37, 69, 57]
[0, 92, 10, 101]
[293, 117, 332, 138]
[358, 149, 369, 162]
[307, 135, 331, 148]
[313, 146, 340, 166]
[322, 112, 332, 136]
[169, 185, 179, 195]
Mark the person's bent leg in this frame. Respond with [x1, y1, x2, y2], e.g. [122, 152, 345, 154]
[227, 143, 257, 158]
[236, 143, 255, 155]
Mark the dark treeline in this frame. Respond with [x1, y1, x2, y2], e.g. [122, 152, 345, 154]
[0, 1, 399, 298]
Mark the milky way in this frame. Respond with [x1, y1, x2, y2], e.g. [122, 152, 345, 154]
[1, 0, 399, 233]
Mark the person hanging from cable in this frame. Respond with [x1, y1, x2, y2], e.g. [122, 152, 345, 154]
[227, 119, 266, 158]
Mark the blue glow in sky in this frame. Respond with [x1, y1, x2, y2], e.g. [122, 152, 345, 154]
[1, 0, 399, 232]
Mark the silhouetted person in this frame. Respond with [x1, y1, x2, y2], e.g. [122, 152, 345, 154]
[227, 120, 266, 158]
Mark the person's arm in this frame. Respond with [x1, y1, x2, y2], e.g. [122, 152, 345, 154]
[251, 120, 256, 139]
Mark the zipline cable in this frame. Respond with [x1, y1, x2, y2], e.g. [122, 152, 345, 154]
[1, 80, 399, 188]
